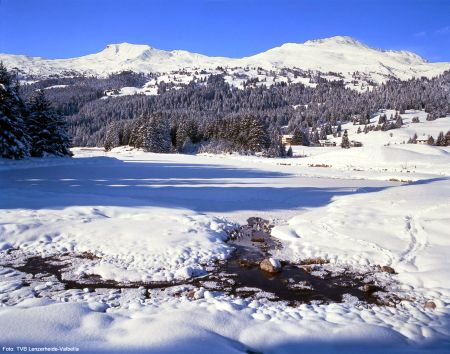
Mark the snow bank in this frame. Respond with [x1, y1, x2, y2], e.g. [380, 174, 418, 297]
[0, 205, 232, 282]
[272, 178, 450, 300]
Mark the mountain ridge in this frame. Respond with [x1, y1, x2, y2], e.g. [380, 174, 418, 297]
[1, 36, 449, 85]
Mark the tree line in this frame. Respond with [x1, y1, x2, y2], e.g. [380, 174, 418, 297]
[60, 71, 450, 153]
[3, 61, 450, 158]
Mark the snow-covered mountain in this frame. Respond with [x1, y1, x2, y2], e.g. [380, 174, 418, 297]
[1, 36, 449, 87]
[242, 36, 449, 81]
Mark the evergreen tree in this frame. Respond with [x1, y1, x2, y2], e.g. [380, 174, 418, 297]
[240, 115, 267, 152]
[104, 121, 122, 151]
[286, 146, 293, 157]
[395, 115, 403, 128]
[363, 125, 369, 134]
[291, 127, 309, 146]
[445, 131, 450, 146]
[341, 129, 350, 148]
[27, 90, 72, 157]
[265, 128, 286, 157]
[408, 133, 418, 144]
[175, 119, 198, 152]
[435, 131, 445, 146]
[130, 114, 172, 153]
[427, 135, 435, 145]
[0, 62, 29, 159]
[311, 129, 320, 145]
[291, 127, 303, 145]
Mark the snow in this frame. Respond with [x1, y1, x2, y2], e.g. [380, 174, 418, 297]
[1, 36, 449, 87]
[43, 84, 68, 90]
[1, 117, 450, 352]
[272, 178, 450, 292]
[269, 257, 281, 269]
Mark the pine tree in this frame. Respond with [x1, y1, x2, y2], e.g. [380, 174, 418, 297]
[175, 119, 198, 152]
[265, 128, 286, 157]
[341, 129, 350, 148]
[311, 129, 320, 145]
[436, 131, 445, 146]
[27, 90, 72, 157]
[240, 115, 267, 152]
[130, 114, 171, 153]
[286, 146, 293, 157]
[291, 127, 303, 145]
[395, 115, 403, 128]
[104, 121, 122, 151]
[408, 133, 418, 144]
[445, 131, 450, 146]
[0, 62, 29, 159]
[427, 135, 435, 145]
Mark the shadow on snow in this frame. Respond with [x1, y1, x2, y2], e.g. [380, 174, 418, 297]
[1, 156, 444, 213]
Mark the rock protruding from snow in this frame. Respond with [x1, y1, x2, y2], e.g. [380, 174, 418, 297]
[260, 258, 282, 273]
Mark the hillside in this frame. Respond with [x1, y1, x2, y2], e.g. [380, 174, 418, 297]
[2, 36, 450, 91]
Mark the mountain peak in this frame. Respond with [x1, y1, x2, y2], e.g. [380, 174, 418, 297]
[304, 36, 365, 47]
[1, 36, 448, 83]
[99, 42, 154, 59]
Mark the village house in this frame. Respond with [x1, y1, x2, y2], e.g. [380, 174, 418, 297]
[416, 138, 429, 144]
[350, 140, 363, 147]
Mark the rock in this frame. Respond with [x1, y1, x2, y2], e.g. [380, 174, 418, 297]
[247, 217, 271, 231]
[186, 290, 196, 300]
[260, 258, 282, 273]
[424, 301, 436, 310]
[238, 258, 254, 268]
[300, 257, 329, 265]
[299, 265, 312, 273]
[381, 266, 396, 274]
[251, 235, 266, 243]
[362, 284, 378, 293]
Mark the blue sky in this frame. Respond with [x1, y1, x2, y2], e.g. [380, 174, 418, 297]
[0, 0, 449, 61]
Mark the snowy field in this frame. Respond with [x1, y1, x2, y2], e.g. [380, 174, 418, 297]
[0, 116, 450, 353]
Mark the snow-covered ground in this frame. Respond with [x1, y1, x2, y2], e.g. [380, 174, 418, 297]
[3, 36, 450, 93]
[1, 117, 450, 353]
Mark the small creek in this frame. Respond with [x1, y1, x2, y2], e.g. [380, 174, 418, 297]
[2, 217, 389, 305]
